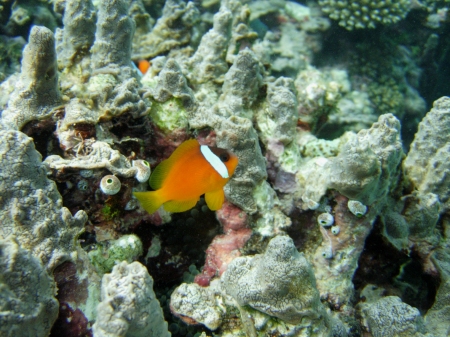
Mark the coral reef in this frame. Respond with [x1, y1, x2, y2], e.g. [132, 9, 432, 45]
[170, 281, 223, 330]
[424, 218, 450, 336]
[404, 96, 450, 211]
[328, 113, 403, 205]
[92, 261, 170, 337]
[1, 25, 60, 131]
[186, 4, 232, 85]
[132, 0, 200, 60]
[55, 0, 96, 69]
[0, 131, 86, 271]
[318, 0, 411, 30]
[295, 113, 403, 210]
[0, 0, 449, 336]
[147, 58, 196, 132]
[222, 236, 328, 327]
[256, 76, 298, 145]
[171, 236, 331, 335]
[0, 239, 59, 337]
[45, 140, 144, 180]
[358, 295, 427, 337]
[89, 234, 143, 274]
[194, 202, 252, 286]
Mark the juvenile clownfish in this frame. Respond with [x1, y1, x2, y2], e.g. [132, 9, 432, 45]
[134, 139, 238, 214]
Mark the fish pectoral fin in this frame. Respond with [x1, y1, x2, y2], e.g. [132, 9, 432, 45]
[133, 191, 164, 215]
[163, 198, 199, 213]
[205, 189, 225, 211]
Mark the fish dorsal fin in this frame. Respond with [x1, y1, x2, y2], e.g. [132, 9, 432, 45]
[149, 139, 200, 190]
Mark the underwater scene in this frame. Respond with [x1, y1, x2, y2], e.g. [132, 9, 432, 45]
[0, 0, 449, 336]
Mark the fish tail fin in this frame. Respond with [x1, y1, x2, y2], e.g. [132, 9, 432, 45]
[133, 191, 165, 214]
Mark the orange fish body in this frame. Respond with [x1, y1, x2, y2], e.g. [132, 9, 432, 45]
[134, 139, 238, 214]
[138, 59, 151, 74]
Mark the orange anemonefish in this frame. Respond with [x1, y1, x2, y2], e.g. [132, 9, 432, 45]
[138, 59, 151, 75]
[133, 139, 239, 214]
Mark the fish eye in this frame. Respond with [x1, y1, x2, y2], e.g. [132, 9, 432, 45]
[219, 153, 230, 162]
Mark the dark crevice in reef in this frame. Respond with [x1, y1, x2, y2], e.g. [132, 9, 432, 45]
[131, 199, 221, 336]
[132, 201, 221, 288]
[51, 262, 92, 337]
[22, 118, 60, 159]
[353, 220, 439, 314]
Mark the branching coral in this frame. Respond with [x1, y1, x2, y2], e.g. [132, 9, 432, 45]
[131, 0, 200, 60]
[55, 0, 96, 69]
[91, 0, 135, 69]
[318, 0, 411, 30]
[1, 25, 60, 131]
[187, 4, 232, 85]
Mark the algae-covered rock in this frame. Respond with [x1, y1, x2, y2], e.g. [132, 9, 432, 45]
[89, 234, 143, 274]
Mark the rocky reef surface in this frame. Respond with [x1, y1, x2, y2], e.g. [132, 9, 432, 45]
[0, 0, 449, 336]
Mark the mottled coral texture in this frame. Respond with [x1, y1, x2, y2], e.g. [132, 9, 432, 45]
[0, 240, 59, 337]
[1, 26, 60, 130]
[93, 261, 170, 337]
[329, 113, 403, 205]
[222, 235, 329, 329]
[404, 96, 450, 211]
[358, 296, 425, 337]
[318, 0, 411, 30]
[170, 281, 223, 330]
[0, 131, 86, 271]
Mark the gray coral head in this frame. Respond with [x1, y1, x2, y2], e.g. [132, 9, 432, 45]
[222, 235, 326, 326]
[23, 25, 58, 84]
[265, 235, 299, 260]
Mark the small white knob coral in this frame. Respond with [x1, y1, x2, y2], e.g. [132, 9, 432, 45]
[100, 175, 121, 195]
[317, 213, 334, 227]
[331, 226, 340, 235]
[133, 159, 151, 183]
[348, 200, 367, 217]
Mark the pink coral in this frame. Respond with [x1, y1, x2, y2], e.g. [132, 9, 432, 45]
[195, 202, 252, 287]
